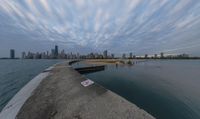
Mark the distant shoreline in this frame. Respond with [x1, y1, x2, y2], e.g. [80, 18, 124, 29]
[0, 58, 20, 60]
[1, 58, 200, 60]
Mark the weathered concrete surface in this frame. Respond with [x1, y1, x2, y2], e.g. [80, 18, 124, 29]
[16, 61, 155, 119]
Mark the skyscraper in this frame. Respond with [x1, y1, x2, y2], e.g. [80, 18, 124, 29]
[22, 52, 26, 59]
[103, 50, 108, 59]
[154, 54, 158, 58]
[145, 54, 148, 59]
[10, 49, 15, 59]
[55, 45, 58, 57]
[129, 52, 133, 59]
[111, 53, 115, 59]
[122, 53, 126, 59]
[160, 52, 164, 58]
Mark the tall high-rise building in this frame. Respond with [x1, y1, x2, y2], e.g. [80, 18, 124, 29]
[111, 53, 115, 59]
[22, 52, 26, 59]
[10, 49, 15, 59]
[154, 54, 158, 58]
[103, 50, 108, 59]
[122, 53, 126, 59]
[61, 50, 65, 59]
[160, 52, 164, 58]
[55, 45, 58, 57]
[129, 52, 133, 59]
[145, 54, 148, 59]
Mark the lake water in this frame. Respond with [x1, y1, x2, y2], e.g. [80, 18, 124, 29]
[0, 59, 62, 112]
[74, 60, 200, 119]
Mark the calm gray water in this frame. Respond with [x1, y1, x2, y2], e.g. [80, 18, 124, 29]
[75, 60, 200, 119]
[0, 59, 62, 112]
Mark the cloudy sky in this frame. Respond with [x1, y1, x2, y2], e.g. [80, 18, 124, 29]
[0, 0, 200, 57]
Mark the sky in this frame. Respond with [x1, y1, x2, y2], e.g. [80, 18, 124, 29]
[0, 0, 200, 57]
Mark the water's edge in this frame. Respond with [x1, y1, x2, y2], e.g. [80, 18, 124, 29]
[0, 66, 54, 119]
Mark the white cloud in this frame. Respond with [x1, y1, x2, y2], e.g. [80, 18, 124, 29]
[39, 0, 51, 13]
[170, 0, 190, 14]
[176, 15, 195, 29]
[0, 0, 200, 56]
[26, 0, 40, 15]
[126, 0, 141, 11]
[74, 0, 85, 7]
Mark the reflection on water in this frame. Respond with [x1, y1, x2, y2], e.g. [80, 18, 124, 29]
[76, 60, 200, 119]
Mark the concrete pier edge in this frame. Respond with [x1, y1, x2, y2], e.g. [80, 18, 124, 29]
[0, 67, 52, 119]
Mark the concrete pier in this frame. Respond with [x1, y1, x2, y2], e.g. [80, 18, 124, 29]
[6, 61, 155, 119]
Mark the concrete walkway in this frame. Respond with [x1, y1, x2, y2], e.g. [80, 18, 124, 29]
[16, 61, 155, 119]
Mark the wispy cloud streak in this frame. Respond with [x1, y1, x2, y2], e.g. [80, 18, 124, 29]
[0, 0, 200, 56]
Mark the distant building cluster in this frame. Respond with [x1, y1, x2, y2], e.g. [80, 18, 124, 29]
[22, 45, 63, 59]
[20, 46, 115, 59]
[133, 52, 191, 59]
[1, 46, 198, 60]
[81, 50, 115, 59]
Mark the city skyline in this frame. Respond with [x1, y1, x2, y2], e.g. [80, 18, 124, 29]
[0, 0, 200, 57]
[1, 45, 197, 60]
